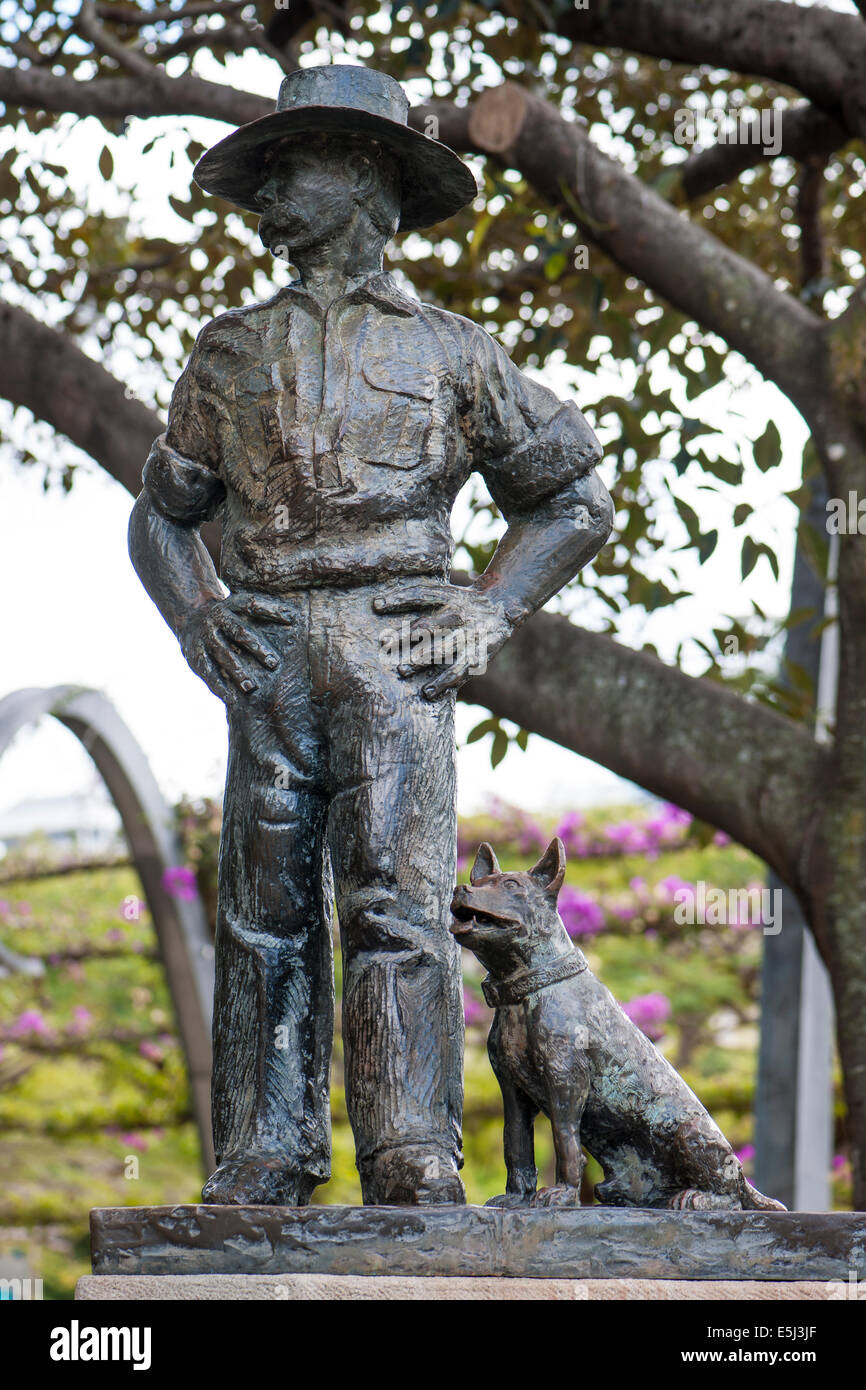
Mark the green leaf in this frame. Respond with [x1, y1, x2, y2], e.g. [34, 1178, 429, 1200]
[490, 730, 509, 768]
[98, 146, 113, 181]
[544, 251, 568, 282]
[733, 503, 752, 527]
[697, 529, 718, 564]
[741, 537, 780, 581]
[470, 209, 493, 261]
[741, 536, 759, 580]
[169, 195, 193, 222]
[753, 420, 782, 472]
[703, 454, 743, 488]
[466, 717, 499, 745]
[754, 541, 780, 580]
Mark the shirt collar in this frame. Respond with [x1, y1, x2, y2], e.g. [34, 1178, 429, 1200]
[280, 272, 419, 319]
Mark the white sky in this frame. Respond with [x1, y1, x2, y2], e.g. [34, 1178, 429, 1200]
[0, 38, 819, 823]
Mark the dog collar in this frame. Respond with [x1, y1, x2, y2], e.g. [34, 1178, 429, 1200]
[481, 951, 588, 1008]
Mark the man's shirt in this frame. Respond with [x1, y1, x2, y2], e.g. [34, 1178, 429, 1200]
[142, 271, 602, 591]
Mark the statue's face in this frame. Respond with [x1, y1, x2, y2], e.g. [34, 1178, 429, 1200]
[256, 140, 370, 255]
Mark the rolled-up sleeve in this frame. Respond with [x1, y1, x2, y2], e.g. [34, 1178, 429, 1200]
[142, 349, 226, 525]
[462, 325, 602, 515]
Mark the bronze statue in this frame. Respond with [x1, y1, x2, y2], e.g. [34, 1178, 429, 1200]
[129, 64, 613, 1206]
[452, 840, 786, 1211]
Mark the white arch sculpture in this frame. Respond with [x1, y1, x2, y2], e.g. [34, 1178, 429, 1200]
[0, 686, 215, 1172]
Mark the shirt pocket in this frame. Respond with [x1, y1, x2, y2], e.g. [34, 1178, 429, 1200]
[359, 360, 437, 470]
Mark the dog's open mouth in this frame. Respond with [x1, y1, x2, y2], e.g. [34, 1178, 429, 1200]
[450, 901, 515, 935]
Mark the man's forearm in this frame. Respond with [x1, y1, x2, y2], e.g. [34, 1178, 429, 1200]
[128, 492, 223, 639]
[476, 470, 614, 626]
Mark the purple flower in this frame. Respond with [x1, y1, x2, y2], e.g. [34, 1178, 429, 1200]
[139, 1039, 165, 1062]
[735, 1143, 755, 1165]
[463, 988, 485, 1026]
[713, 830, 731, 847]
[162, 865, 198, 901]
[622, 992, 671, 1041]
[553, 811, 586, 855]
[655, 875, 695, 902]
[645, 803, 692, 848]
[120, 1132, 148, 1153]
[558, 886, 605, 938]
[10, 1009, 51, 1037]
[0, 899, 10, 917]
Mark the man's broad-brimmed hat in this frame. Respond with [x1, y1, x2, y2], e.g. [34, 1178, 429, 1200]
[193, 64, 478, 233]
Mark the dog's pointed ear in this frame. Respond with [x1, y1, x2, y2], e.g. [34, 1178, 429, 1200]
[529, 837, 566, 897]
[470, 842, 500, 883]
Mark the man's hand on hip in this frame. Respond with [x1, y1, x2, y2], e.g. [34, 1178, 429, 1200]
[178, 594, 292, 700]
[372, 581, 513, 699]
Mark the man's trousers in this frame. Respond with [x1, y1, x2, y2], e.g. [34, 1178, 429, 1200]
[211, 581, 464, 1199]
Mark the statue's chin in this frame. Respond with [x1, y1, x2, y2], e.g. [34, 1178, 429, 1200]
[259, 207, 307, 251]
[260, 225, 324, 260]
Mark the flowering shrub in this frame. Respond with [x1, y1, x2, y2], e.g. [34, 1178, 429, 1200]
[161, 866, 198, 902]
[459, 798, 697, 864]
[622, 992, 672, 1042]
[9, 1008, 51, 1038]
[558, 885, 605, 939]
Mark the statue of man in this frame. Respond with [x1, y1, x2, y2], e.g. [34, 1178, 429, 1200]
[129, 64, 613, 1207]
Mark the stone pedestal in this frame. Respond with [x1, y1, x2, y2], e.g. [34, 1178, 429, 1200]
[75, 1204, 866, 1299]
[76, 1273, 842, 1300]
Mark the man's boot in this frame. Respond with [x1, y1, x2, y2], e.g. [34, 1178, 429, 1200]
[202, 1151, 321, 1206]
[359, 1143, 466, 1205]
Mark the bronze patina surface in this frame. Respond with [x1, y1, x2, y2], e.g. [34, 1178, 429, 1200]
[90, 1204, 865, 1281]
[129, 64, 613, 1206]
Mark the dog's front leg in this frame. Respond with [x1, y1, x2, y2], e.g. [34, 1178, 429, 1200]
[533, 1087, 588, 1208]
[485, 1080, 537, 1208]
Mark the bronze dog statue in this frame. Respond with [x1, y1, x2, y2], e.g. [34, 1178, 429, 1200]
[451, 838, 785, 1211]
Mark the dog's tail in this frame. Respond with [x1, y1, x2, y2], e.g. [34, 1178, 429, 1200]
[739, 1172, 787, 1211]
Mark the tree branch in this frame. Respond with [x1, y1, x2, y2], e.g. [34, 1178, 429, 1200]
[414, 88, 827, 421]
[262, 0, 350, 48]
[0, 299, 224, 565]
[0, 63, 270, 125]
[77, 0, 160, 80]
[553, 0, 866, 143]
[0, 302, 158, 495]
[678, 104, 847, 201]
[95, 1, 246, 24]
[797, 156, 827, 298]
[462, 612, 826, 899]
